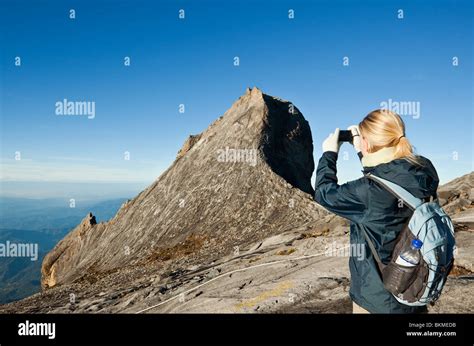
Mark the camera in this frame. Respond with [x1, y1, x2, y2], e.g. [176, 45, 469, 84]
[339, 130, 353, 144]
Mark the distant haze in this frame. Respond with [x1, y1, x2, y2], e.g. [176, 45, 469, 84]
[0, 181, 147, 200]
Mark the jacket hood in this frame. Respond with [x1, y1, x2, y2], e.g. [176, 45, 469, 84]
[362, 156, 439, 199]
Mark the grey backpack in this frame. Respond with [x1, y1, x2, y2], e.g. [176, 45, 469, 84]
[363, 173, 456, 306]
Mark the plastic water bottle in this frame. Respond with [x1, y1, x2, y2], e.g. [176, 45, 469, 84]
[395, 239, 423, 267]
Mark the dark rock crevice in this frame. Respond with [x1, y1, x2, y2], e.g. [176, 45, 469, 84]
[260, 93, 315, 195]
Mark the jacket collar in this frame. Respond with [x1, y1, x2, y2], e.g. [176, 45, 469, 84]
[361, 146, 397, 168]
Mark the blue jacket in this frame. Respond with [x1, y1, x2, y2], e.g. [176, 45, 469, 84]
[314, 151, 439, 313]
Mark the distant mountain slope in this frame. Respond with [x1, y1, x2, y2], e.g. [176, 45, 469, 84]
[0, 198, 128, 304]
[0, 229, 58, 304]
[0, 198, 129, 234]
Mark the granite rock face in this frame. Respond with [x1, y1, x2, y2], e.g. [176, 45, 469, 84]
[41, 213, 102, 289]
[40, 87, 327, 290]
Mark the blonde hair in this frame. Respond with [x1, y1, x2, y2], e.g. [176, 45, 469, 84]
[359, 109, 422, 166]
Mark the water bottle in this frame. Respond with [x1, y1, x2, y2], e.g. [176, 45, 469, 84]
[395, 239, 423, 267]
[383, 239, 423, 295]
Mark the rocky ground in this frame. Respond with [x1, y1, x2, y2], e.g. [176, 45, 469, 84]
[1, 210, 472, 314]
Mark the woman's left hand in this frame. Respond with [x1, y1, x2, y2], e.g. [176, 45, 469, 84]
[322, 128, 342, 153]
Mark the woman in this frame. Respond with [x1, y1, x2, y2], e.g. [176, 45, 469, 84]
[314, 110, 439, 314]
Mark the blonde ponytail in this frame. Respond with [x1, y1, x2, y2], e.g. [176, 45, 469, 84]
[359, 110, 423, 166]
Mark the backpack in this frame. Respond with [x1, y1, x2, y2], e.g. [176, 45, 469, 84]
[362, 172, 456, 306]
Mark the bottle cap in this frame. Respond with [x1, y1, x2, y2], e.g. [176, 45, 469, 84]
[411, 239, 423, 249]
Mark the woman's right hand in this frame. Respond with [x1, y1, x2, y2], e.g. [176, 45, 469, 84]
[348, 125, 362, 153]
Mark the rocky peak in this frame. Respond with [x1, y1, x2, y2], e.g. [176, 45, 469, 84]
[39, 88, 323, 290]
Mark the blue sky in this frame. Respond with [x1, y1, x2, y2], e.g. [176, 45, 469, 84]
[0, 0, 472, 199]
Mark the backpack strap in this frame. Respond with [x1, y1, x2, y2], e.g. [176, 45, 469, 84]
[362, 173, 424, 274]
[365, 172, 424, 211]
[361, 228, 387, 272]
